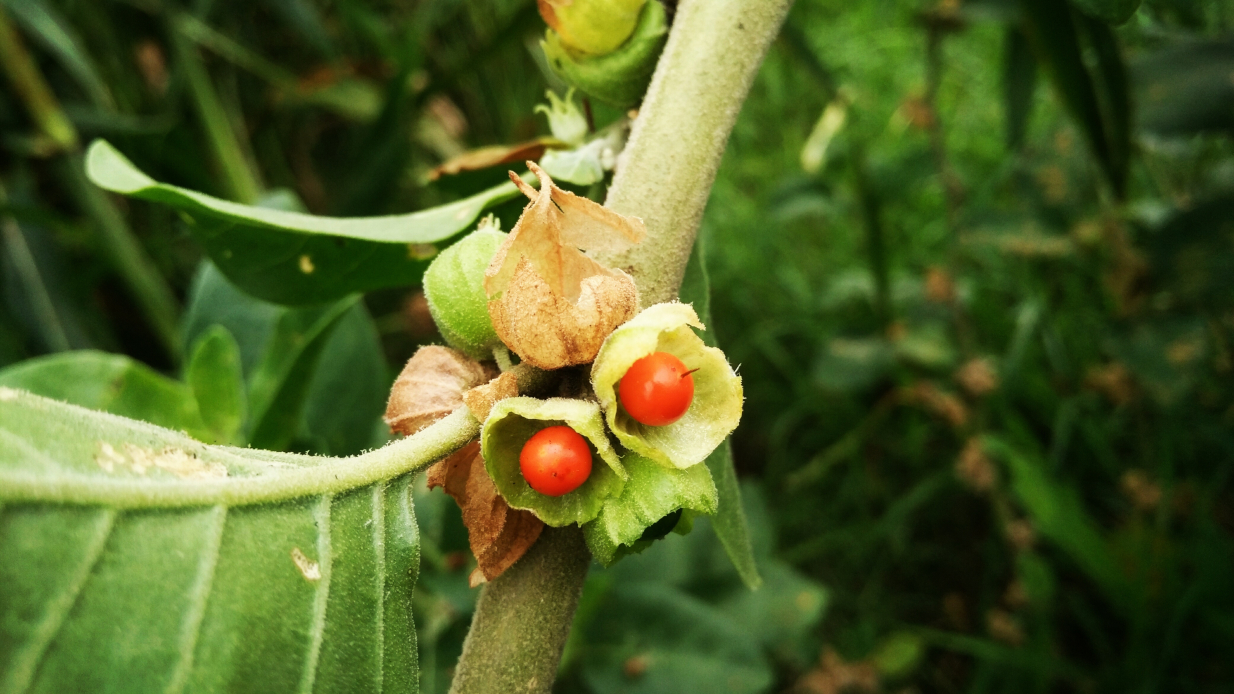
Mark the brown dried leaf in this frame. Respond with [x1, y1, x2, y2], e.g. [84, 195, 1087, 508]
[427, 138, 563, 181]
[426, 441, 544, 585]
[385, 346, 493, 436]
[462, 370, 519, 424]
[484, 162, 644, 369]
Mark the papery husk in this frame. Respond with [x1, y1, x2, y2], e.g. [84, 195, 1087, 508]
[590, 302, 743, 469]
[384, 346, 493, 436]
[462, 370, 519, 424]
[426, 441, 544, 586]
[485, 161, 644, 370]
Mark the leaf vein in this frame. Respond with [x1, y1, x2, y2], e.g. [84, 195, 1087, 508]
[299, 494, 333, 694]
[164, 504, 227, 694]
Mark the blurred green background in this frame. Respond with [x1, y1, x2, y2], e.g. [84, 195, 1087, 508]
[1, 0, 1233, 691]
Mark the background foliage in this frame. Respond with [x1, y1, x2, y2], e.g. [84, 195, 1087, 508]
[1, 0, 1232, 691]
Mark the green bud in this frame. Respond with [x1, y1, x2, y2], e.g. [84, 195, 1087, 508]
[482, 396, 626, 527]
[423, 218, 506, 360]
[583, 452, 717, 566]
[534, 88, 589, 146]
[590, 302, 743, 469]
[538, 0, 647, 57]
[542, 0, 668, 108]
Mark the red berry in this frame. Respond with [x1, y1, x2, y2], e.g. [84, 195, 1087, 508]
[618, 351, 695, 426]
[519, 426, 593, 497]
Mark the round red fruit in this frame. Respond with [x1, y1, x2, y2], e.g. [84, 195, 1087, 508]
[519, 425, 593, 497]
[618, 351, 695, 426]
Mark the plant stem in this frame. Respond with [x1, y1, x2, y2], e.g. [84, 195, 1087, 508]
[598, 0, 794, 306]
[448, 526, 591, 694]
[448, 2, 791, 692]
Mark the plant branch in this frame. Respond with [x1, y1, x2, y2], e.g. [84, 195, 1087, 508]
[599, 0, 794, 306]
[448, 1, 792, 692]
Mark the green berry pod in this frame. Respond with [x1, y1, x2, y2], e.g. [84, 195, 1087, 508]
[582, 452, 717, 566]
[538, 0, 646, 57]
[482, 396, 626, 527]
[590, 302, 743, 469]
[423, 223, 506, 360]
[542, 0, 668, 108]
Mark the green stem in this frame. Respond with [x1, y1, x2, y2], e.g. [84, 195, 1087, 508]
[168, 15, 264, 204]
[0, 6, 78, 152]
[58, 155, 184, 361]
[448, 2, 791, 692]
[598, 0, 794, 306]
[448, 526, 591, 694]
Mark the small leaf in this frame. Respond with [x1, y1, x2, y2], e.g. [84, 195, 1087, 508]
[84, 139, 522, 305]
[0, 388, 451, 692]
[186, 326, 247, 445]
[427, 138, 561, 181]
[482, 396, 625, 527]
[0, 351, 211, 441]
[426, 442, 543, 586]
[385, 346, 493, 437]
[679, 237, 761, 589]
[583, 453, 718, 566]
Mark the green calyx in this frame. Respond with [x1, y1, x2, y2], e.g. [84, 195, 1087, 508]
[482, 396, 626, 527]
[542, 0, 668, 108]
[583, 452, 718, 566]
[423, 220, 506, 360]
[541, 0, 647, 57]
[591, 302, 743, 470]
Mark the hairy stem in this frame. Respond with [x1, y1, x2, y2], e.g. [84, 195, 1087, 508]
[448, 1, 791, 692]
[599, 0, 794, 306]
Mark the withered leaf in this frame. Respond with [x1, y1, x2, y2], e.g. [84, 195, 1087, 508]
[484, 162, 645, 369]
[462, 370, 519, 424]
[385, 345, 493, 436]
[427, 137, 564, 181]
[426, 441, 544, 586]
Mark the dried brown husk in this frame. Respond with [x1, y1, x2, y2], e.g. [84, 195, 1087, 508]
[462, 370, 519, 423]
[485, 161, 645, 370]
[385, 346, 493, 436]
[426, 441, 544, 586]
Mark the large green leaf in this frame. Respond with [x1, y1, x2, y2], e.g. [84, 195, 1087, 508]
[84, 139, 522, 305]
[679, 235, 761, 589]
[0, 388, 478, 693]
[0, 351, 212, 442]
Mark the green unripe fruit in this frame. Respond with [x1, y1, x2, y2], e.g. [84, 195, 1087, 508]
[423, 223, 507, 360]
[543, 0, 668, 108]
[538, 0, 647, 57]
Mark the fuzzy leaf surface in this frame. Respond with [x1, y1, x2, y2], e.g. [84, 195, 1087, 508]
[0, 388, 446, 693]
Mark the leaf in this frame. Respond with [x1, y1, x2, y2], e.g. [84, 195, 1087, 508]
[0, 388, 451, 693]
[578, 584, 772, 694]
[1002, 25, 1037, 150]
[186, 326, 247, 446]
[84, 139, 522, 305]
[299, 303, 391, 455]
[428, 138, 561, 181]
[1133, 39, 1234, 136]
[0, 351, 212, 442]
[1070, 0, 1141, 24]
[1, 0, 114, 108]
[583, 453, 718, 566]
[984, 437, 1131, 611]
[180, 261, 362, 453]
[426, 442, 543, 586]
[717, 561, 828, 663]
[679, 236, 761, 589]
[1020, 0, 1130, 199]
